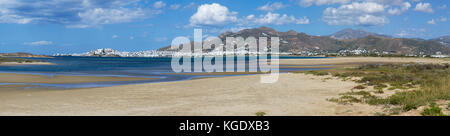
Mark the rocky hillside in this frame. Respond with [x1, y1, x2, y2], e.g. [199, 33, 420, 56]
[344, 35, 449, 55]
[159, 27, 450, 55]
[329, 28, 390, 40]
[432, 36, 450, 48]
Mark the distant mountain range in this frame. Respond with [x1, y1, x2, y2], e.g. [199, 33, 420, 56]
[159, 27, 450, 55]
[329, 28, 390, 40]
[432, 36, 450, 48]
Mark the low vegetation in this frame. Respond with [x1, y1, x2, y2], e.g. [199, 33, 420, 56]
[305, 70, 329, 76]
[255, 112, 266, 116]
[352, 85, 366, 90]
[421, 104, 446, 116]
[323, 63, 450, 115]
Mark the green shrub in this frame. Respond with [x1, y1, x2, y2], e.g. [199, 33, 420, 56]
[340, 95, 361, 103]
[306, 71, 329, 76]
[421, 105, 445, 116]
[330, 63, 450, 113]
[342, 91, 371, 96]
[375, 89, 384, 94]
[255, 112, 266, 116]
[353, 85, 366, 90]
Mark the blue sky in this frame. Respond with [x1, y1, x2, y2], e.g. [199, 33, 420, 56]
[0, 0, 448, 55]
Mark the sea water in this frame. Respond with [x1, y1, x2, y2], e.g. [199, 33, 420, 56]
[0, 56, 328, 88]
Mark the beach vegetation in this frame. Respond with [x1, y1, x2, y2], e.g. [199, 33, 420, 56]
[374, 112, 388, 116]
[305, 70, 329, 76]
[352, 85, 366, 90]
[324, 63, 450, 115]
[421, 104, 446, 116]
[255, 112, 266, 116]
[341, 91, 370, 96]
[374, 89, 384, 94]
[327, 95, 361, 104]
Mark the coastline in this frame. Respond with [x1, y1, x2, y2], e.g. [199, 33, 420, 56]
[0, 57, 448, 116]
[0, 61, 54, 66]
[0, 73, 382, 116]
[280, 57, 449, 65]
[0, 73, 156, 84]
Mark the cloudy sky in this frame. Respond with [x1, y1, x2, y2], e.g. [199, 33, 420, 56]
[0, 0, 448, 54]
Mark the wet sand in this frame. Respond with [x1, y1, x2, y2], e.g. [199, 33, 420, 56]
[0, 73, 156, 84]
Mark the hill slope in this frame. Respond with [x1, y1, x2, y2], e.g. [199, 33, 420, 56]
[432, 36, 450, 48]
[159, 27, 450, 55]
[329, 28, 390, 40]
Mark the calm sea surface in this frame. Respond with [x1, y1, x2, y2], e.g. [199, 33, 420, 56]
[0, 56, 328, 88]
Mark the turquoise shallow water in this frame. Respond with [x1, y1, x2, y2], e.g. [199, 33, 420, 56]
[0, 56, 329, 88]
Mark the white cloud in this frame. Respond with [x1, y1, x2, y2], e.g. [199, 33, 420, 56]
[337, 2, 386, 13]
[427, 19, 436, 25]
[154, 37, 168, 42]
[74, 8, 147, 28]
[183, 2, 196, 9]
[66, 24, 90, 29]
[438, 4, 447, 10]
[358, 14, 388, 25]
[439, 16, 447, 22]
[153, 1, 166, 9]
[169, 4, 181, 10]
[24, 40, 53, 46]
[388, 2, 411, 15]
[257, 2, 287, 11]
[365, 0, 405, 5]
[323, 2, 388, 26]
[0, 1, 33, 24]
[388, 8, 401, 15]
[229, 26, 251, 32]
[189, 3, 238, 26]
[112, 35, 119, 39]
[396, 28, 427, 38]
[298, 0, 351, 7]
[0, 0, 157, 28]
[242, 12, 310, 25]
[400, 2, 412, 10]
[396, 30, 408, 37]
[0, 13, 33, 24]
[414, 2, 433, 13]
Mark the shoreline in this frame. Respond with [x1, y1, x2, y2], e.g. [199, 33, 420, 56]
[0, 57, 448, 115]
[280, 57, 449, 65]
[0, 73, 382, 116]
[0, 73, 156, 84]
[0, 61, 54, 66]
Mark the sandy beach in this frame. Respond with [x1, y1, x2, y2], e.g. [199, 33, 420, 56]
[0, 73, 156, 84]
[0, 73, 382, 116]
[0, 62, 54, 66]
[0, 57, 448, 116]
